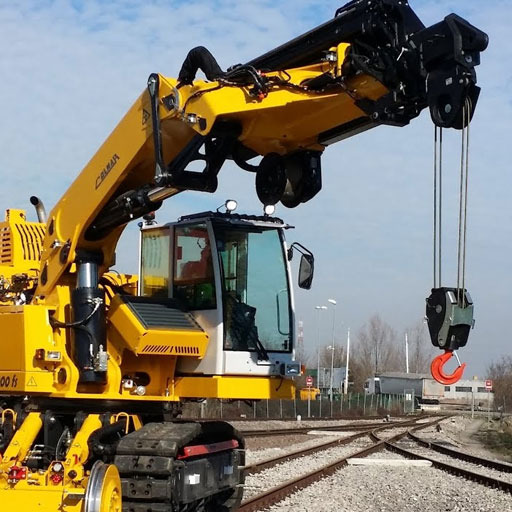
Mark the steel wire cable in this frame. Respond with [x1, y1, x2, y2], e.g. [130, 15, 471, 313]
[433, 126, 443, 288]
[457, 102, 471, 305]
[433, 125, 438, 288]
[462, 99, 472, 306]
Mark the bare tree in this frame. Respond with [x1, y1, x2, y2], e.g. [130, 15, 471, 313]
[318, 344, 346, 369]
[487, 355, 512, 412]
[403, 320, 436, 374]
[359, 315, 400, 372]
[351, 315, 400, 390]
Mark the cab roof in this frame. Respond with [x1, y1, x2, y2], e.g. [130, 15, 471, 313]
[177, 211, 292, 229]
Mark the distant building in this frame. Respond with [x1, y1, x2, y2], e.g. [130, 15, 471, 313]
[443, 379, 493, 405]
[364, 373, 443, 403]
[307, 367, 347, 396]
[363, 372, 493, 409]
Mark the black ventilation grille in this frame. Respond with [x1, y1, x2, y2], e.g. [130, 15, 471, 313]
[121, 296, 203, 331]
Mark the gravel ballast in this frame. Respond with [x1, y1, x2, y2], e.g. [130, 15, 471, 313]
[395, 438, 512, 484]
[243, 438, 373, 499]
[241, 416, 512, 511]
[264, 450, 512, 511]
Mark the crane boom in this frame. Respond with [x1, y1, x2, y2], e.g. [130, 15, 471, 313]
[35, 0, 487, 300]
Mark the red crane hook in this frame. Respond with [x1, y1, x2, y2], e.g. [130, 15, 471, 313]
[430, 350, 466, 385]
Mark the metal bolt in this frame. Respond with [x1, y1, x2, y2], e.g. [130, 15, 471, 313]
[134, 385, 146, 396]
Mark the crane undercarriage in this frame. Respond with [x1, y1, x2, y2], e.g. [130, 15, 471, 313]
[0, 402, 244, 511]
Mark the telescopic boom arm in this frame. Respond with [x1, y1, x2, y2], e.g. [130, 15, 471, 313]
[35, 0, 488, 302]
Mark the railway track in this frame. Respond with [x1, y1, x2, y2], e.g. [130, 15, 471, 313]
[240, 420, 401, 438]
[239, 416, 442, 511]
[381, 432, 512, 494]
[245, 430, 371, 475]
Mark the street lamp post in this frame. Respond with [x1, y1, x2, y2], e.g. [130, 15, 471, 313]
[405, 332, 410, 374]
[327, 344, 335, 416]
[328, 299, 337, 417]
[315, 306, 327, 417]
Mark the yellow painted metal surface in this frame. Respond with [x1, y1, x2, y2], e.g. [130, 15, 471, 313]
[94, 464, 122, 512]
[174, 375, 296, 400]
[0, 292, 294, 400]
[107, 294, 209, 357]
[0, 489, 83, 511]
[0, 413, 136, 511]
[300, 387, 320, 400]
[33, 46, 388, 299]
[1, 412, 43, 463]
[65, 414, 102, 467]
[0, 210, 44, 302]
[0, 209, 45, 272]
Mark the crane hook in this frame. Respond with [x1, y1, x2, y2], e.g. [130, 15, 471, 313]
[431, 350, 466, 385]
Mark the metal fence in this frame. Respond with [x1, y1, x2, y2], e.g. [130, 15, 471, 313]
[181, 393, 410, 419]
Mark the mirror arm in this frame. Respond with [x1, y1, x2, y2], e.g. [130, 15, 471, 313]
[288, 242, 313, 261]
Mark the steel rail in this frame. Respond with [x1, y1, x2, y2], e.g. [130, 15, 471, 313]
[244, 430, 371, 475]
[384, 442, 512, 494]
[369, 425, 512, 495]
[238, 417, 443, 512]
[409, 432, 512, 474]
[244, 416, 437, 473]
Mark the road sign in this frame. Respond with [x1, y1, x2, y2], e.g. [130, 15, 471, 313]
[306, 376, 313, 387]
[485, 379, 493, 391]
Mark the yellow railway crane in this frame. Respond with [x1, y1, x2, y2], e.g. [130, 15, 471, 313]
[0, 1, 487, 510]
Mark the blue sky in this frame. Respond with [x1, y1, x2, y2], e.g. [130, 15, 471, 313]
[0, 0, 510, 377]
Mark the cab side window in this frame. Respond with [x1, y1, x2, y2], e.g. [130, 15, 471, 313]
[140, 227, 171, 298]
[173, 224, 216, 310]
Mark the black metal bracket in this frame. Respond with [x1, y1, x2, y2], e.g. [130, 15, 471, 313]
[155, 120, 242, 193]
[247, 0, 488, 130]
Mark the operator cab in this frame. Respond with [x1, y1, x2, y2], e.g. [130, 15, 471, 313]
[138, 206, 313, 377]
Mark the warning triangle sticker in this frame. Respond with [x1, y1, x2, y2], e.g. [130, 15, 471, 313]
[27, 377, 37, 387]
[142, 109, 150, 125]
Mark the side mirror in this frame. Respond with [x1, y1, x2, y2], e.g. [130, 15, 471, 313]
[298, 253, 314, 289]
[288, 242, 314, 290]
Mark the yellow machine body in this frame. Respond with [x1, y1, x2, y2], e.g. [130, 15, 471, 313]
[0, 267, 295, 401]
[0, 45, 379, 404]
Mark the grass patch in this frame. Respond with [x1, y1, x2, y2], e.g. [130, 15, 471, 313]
[476, 421, 512, 461]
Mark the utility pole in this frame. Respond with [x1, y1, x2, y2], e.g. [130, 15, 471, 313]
[344, 328, 350, 395]
[405, 332, 409, 374]
[315, 305, 327, 402]
[328, 299, 337, 417]
[327, 344, 335, 416]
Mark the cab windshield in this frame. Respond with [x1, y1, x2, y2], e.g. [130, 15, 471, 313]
[214, 224, 291, 353]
